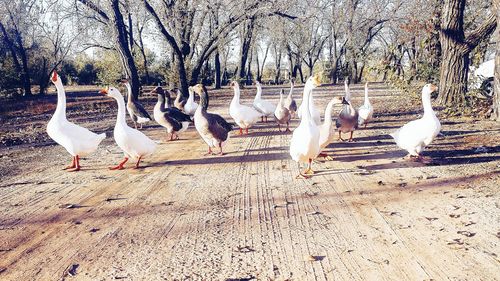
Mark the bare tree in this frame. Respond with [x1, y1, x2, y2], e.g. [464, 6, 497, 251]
[437, 0, 496, 106]
[0, 0, 37, 97]
[493, 0, 500, 121]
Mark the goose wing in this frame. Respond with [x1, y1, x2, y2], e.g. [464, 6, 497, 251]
[207, 113, 233, 141]
[167, 108, 192, 122]
[131, 101, 152, 120]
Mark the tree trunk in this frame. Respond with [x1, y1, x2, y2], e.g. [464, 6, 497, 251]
[438, 0, 497, 106]
[38, 57, 49, 96]
[177, 59, 190, 98]
[111, 0, 141, 99]
[214, 51, 221, 88]
[239, 19, 254, 81]
[493, 0, 500, 121]
[438, 0, 468, 105]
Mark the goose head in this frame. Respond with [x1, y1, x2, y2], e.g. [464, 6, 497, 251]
[99, 87, 123, 100]
[304, 75, 321, 91]
[50, 70, 62, 86]
[230, 81, 240, 89]
[422, 83, 438, 95]
[332, 96, 349, 105]
[150, 86, 166, 100]
[190, 84, 208, 109]
[190, 84, 204, 96]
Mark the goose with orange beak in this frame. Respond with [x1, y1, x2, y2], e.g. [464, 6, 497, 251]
[229, 81, 262, 135]
[100, 87, 156, 169]
[390, 84, 441, 162]
[46, 71, 105, 171]
[290, 75, 321, 179]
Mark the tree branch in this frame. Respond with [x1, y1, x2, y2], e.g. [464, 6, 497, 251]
[77, 0, 110, 21]
[463, 13, 497, 52]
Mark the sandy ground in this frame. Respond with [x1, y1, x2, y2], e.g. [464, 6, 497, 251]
[0, 83, 499, 280]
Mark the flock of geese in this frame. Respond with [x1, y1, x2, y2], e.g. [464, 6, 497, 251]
[46, 71, 441, 179]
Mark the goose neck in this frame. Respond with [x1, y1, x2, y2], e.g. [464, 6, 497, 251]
[114, 95, 128, 126]
[231, 87, 241, 105]
[302, 85, 313, 123]
[200, 90, 209, 110]
[324, 100, 335, 124]
[364, 86, 370, 106]
[255, 84, 262, 100]
[54, 82, 67, 119]
[422, 92, 434, 117]
[125, 84, 133, 102]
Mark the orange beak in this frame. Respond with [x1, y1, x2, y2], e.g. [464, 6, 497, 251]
[99, 89, 108, 95]
[312, 74, 321, 87]
[430, 84, 438, 92]
[51, 71, 58, 82]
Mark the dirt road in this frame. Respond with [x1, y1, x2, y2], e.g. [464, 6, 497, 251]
[0, 84, 499, 280]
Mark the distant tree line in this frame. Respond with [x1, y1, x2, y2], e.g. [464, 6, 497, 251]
[0, 0, 498, 119]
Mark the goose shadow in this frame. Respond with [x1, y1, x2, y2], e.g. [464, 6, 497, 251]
[153, 152, 290, 166]
[332, 150, 400, 162]
[363, 146, 500, 170]
[230, 129, 292, 138]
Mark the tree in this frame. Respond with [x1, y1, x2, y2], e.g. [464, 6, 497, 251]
[437, 0, 496, 106]
[77, 0, 142, 100]
[493, 0, 500, 121]
[0, 0, 35, 97]
[144, 0, 296, 96]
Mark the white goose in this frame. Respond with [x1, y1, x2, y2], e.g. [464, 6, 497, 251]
[184, 87, 199, 116]
[358, 82, 374, 128]
[318, 96, 349, 160]
[390, 84, 441, 161]
[253, 81, 276, 122]
[297, 82, 321, 125]
[101, 87, 157, 169]
[229, 81, 262, 135]
[290, 75, 321, 179]
[46, 71, 105, 171]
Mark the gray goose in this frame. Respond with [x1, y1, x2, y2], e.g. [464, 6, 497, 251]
[274, 89, 291, 132]
[151, 87, 192, 141]
[335, 79, 358, 142]
[284, 80, 297, 117]
[122, 80, 152, 129]
[190, 84, 233, 155]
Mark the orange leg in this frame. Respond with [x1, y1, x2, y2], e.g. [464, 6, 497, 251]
[303, 158, 315, 175]
[110, 157, 129, 170]
[218, 143, 224, 155]
[67, 155, 81, 172]
[245, 128, 249, 134]
[239, 128, 243, 135]
[134, 156, 143, 169]
[63, 156, 76, 170]
[338, 131, 345, 142]
[261, 116, 264, 122]
[348, 131, 354, 142]
[169, 132, 179, 141]
[295, 162, 311, 179]
[204, 147, 214, 156]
